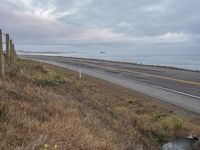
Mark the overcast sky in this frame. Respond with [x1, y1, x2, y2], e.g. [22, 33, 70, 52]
[0, 0, 200, 53]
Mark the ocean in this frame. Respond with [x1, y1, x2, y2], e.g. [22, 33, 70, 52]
[18, 48, 200, 71]
[16, 42, 200, 71]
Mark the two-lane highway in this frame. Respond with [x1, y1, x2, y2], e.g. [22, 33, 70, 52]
[24, 55, 200, 114]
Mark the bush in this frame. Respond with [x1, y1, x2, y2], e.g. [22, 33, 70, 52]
[0, 104, 7, 122]
[34, 67, 65, 87]
[114, 106, 127, 116]
[155, 131, 166, 144]
[160, 116, 186, 137]
[35, 78, 65, 87]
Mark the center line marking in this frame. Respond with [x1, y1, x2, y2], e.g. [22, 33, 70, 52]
[76, 61, 200, 86]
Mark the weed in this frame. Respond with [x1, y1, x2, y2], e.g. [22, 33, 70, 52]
[114, 106, 127, 116]
[34, 78, 65, 87]
[34, 68, 65, 86]
[155, 131, 166, 144]
[34, 65, 48, 74]
[160, 116, 185, 136]
[0, 104, 7, 122]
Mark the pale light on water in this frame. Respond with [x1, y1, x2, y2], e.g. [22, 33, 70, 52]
[103, 54, 200, 71]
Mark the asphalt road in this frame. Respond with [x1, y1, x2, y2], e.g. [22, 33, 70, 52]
[24, 55, 200, 114]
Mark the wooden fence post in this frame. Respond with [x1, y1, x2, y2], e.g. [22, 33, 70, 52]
[0, 29, 5, 78]
[9, 39, 13, 62]
[11, 44, 13, 63]
[13, 44, 16, 63]
[6, 34, 10, 61]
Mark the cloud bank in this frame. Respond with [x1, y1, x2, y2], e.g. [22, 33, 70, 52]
[0, 0, 200, 51]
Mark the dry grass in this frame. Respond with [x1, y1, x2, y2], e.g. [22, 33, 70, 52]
[0, 59, 200, 150]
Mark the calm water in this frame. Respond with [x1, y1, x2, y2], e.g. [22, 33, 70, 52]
[18, 49, 200, 71]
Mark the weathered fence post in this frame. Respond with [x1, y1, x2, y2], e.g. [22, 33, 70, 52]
[13, 44, 16, 63]
[6, 34, 10, 61]
[0, 29, 5, 78]
[11, 44, 14, 63]
[9, 39, 13, 63]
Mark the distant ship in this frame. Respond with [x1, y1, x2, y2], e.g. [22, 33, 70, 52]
[100, 51, 106, 54]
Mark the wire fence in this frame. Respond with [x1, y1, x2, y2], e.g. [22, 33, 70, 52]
[0, 29, 17, 78]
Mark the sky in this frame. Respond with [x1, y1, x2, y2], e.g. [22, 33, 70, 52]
[0, 0, 200, 54]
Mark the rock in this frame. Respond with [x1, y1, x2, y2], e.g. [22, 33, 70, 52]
[162, 135, 199, 150]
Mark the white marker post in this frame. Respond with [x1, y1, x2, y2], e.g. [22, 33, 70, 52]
[79, 69, 82, 79]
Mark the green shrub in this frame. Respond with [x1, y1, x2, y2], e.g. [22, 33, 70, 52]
[34, 68, 65, 87]
[155, 131, 166, 144]
[114, 106, 127, 116]
[35, 77, 65, 87]
[160, 116, 185, 131]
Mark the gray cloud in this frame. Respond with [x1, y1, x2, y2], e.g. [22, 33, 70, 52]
[0, 0, 200, 51]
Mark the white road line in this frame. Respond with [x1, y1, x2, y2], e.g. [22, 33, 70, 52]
[130, 79, 200, 100]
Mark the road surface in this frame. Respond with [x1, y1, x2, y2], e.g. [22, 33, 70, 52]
[24, 55, 200, 114]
